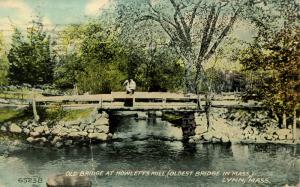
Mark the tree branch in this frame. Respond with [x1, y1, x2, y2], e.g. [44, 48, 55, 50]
[204, 8, 240, 61]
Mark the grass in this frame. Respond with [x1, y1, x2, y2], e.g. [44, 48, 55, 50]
[0, 108, 27, 123]
[61, 108, 93, 121]
[0, 106, 93, 124]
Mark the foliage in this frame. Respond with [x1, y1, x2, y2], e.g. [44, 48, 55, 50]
[127, 47, 184, 92]
[7, 20, 54, 86]
[55, 22, 127, 94]
[239, 0, 299, 126]
[0, 33, 8, 86]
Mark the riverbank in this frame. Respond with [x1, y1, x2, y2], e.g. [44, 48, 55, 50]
[0, 107, 299, 147]
[190, 108, 300, 145]
[0, 107, 112, 148]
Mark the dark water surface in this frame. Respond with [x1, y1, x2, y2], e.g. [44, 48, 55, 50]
[0, 116, 299, 187]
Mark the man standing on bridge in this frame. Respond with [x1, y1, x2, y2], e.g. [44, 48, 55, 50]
[123, 79, 136, 95]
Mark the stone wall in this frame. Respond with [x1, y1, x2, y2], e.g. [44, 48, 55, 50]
[0, 109, 112, 148]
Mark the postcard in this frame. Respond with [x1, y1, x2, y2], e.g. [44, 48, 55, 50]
[0, 0, 299, 186]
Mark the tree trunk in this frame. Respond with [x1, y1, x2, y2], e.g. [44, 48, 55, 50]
[282, 112, 287, 129]
[205, 94, 212, 130]
[293, 108, 297, 140]
[32, 94, 40, 122]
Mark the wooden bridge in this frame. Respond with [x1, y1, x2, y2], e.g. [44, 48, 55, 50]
[34, 92, 260, 111]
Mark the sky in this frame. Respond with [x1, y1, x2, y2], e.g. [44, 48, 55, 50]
[0, 0, 264, 49]
[0, 0, 113, 42]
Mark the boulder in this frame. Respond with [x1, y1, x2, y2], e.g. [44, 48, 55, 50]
[221, 136, 230, 143]
[9, 123, 22, 133]
[0, 126, 7, 132]
[51, 126, 63, 135]
[68, 132, 81, 138]
[94, 125, 109, 133]
[88, 133, 108, 141]
[87, 129, 94, 133]
[79, 124, 86, 131]
[136, 112, 148, 120]
[202, 132, 213, 141]
[94, 118, 109, 126]
[63, 120, 80, 127]
[55, 142, 63, 148]
[65, 140, 73, 146]
[155, 111, 163, 117]
[195, 126, 207, 135]
[23, 128, 30, 135]
[26, 137, 47, 143]
[51, 136, 62, 145]
[30, 131, 40, 137]
[21, 121, 29, 127]
[26, 137, 35, 143]
[33, 126, 45, 134]
[276, 129, 292, 140]
[101, 111, 109, 118]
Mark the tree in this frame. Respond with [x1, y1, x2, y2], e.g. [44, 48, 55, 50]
[0, 32, 8, 86]
[115, 0, 263, 130]
[239, 0, 299, 138]
[7, 20, 54, 86]
[55, 22, 128, 94]
[135, 0, 253, 93]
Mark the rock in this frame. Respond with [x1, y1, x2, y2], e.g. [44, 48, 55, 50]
[221, 136, 230, 143]
[94, 125, 109, 133]
[65, 140, 73, 146]
[202, 132, 213, 141]
[51, 136, 62, 145]
[9, 123, 22, 133]
[136, 112, 148, 120]
[51, 125, 63, 135]
[155, 111, 163, 117]
[78, 131, 88, 136]
[107, 133, 113, 139]
[272, 134, 279, 140]
[55, 142, 63, 148]
[21, 121, 29, 127]
[26, 137, 35, 143]
[101, 111, 109, 118]
[94, 118, 109, 126]
[30, 131, 40, 137]
[33, 126, 45, 134]
[26, 137, 47, 143]
[191, 135, 201, 141]
[0, 126, 7, 132]
[79, 124, 86, 130]
[23, 128, 30, 135]
[31, 121, 39, 127]
[68, 132, 81, 138]
[87, 129, 94, 133]
[88, 133, 108, 141]
[195, 126, 207, 135]
[38, 137, 47, 143]
[63, 120, 80, 127]
[276, 129, 291, 140]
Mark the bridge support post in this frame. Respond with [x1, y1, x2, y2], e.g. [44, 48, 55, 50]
[181, 112, 196, 141]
